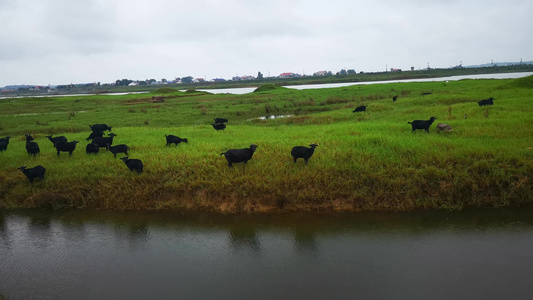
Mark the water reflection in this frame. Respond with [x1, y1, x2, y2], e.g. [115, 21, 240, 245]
[28, 214, 53, 248]
[0, 214, 9, 247]
[112, 222, 150, 249]
[293, 229, 319, 255]
[1, 208, 533, 299]
[229, 226, 261, 253]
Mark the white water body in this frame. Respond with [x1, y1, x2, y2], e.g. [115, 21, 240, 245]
[0, 91, 149, 100]
[197, 71, 533, 95]
[2, 72, 532, 99]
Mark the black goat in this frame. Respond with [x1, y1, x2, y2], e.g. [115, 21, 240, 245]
[352, 105, 367, 113]
[107, 144, 130, 158]
[211, 123, 226, 131]
[477, 97, 494, 106]
[92, 133, 116, 148]
[291, 144, 318, 164]
[54, 141, 79, 156]
[221, 144, 258, 167]
[121, 156, 143, 174]
[18, 165, 46, 183]
[408, 117, 437, 133]
[90, 124, 112, 132]
[86, 143, 100, 154]
[0, 136, 11, 152]
[46, 135, 67, 145]
[165, 134, 188, 146]
[214, 118, 228, 124]
[86, 130, 104, 141]
[393, 96, 398, 102]
[25, 134, 40, 156]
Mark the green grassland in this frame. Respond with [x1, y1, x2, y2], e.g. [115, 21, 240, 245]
[1, 77, 532, 212]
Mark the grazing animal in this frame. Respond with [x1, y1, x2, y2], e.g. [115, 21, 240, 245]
[165, 135, 188, 146]
[107, 144, 130, 158]
[352, 105, 367, 113]
[86, 130, 104, 141]
[214, 118, 228, 124]
[18, 165, 46, 183]
[0, 136, 11, 152]
[211, 123, 226, 131]
[86, 143, 100, 154]
[422, 92, 432, 96]
[25, 134, 40, 156]
[436, 123, 453, 133]
[464, 113, 468, 119]
[46, 135, 67, 145]
[90, 124, 112, 132]
[393, 96, 398, 102]
[121, 156, 143, 174]
[477, 97, 494, 106]
[291, 144, 318, 164]
[220, 144, 258, 167]
[92, 133, 116, 148]
[54, 141, 79, 156]
[408, 117, 437, 133]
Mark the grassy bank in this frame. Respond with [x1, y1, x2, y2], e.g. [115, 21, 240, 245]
[1, 76, 532, 212]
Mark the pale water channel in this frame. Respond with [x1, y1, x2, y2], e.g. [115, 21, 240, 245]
[2, 207, 533, 299]
[196, 71, 533, 95]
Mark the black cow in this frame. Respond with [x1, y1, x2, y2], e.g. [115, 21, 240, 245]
[211, 123, 226, 131]
[54, 141, 79, 156]
[121, 157, 143, 174]
[18, 165, 46, 183]
[25, 134, 40, 156]
[90, 124, 112, 132]
[220, 144, 258, 167]
[408, 117, 437, 133]
[0, 136, 11, 152]
[352, 105, 367, 113]
[92, 133, 116, 148]
[214, 118, 228, 124]
[478, 97, 494, 106]
[165, 135, 188, 146]
[291, 144, 318, 164]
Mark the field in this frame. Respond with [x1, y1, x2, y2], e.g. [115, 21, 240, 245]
[1, 76, 532, 212]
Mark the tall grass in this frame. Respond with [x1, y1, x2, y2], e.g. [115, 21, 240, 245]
[1, 77, 532, 212]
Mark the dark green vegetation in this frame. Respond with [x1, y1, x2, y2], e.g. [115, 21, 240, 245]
[3, 64, 533, 96]
[1, 76, 532, 212]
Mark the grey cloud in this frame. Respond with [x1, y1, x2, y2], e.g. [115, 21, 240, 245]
[1, 0, 532, 85]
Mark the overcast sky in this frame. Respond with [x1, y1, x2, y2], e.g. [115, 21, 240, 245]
[1, 0, 531, 86]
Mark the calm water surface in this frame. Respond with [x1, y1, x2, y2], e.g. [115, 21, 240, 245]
[197, 71, 533, 94]
[1, 208, 533, 299]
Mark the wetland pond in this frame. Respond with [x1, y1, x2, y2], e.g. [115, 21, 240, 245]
[1, 207, 533, 299]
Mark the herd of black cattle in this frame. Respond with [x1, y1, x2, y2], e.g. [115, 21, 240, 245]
[1, 95, 495, 183]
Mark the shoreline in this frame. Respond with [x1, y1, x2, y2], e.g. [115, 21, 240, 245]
[1, 76, 532, 212]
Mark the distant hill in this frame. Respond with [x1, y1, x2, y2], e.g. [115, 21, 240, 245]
[1, 85, 34, 90]
[465, 61, 533, 68]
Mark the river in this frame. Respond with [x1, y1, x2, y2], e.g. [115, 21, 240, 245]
[2, 207, 533, 299]
[2, 72, 532, 99]
[196, 71, 533, 95]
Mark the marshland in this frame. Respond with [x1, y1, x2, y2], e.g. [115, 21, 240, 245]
[0, 75, 532, 212]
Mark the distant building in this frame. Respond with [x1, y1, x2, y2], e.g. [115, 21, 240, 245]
[279, 72, 299, 78]
[390, 68, 402, 72]
[241, 75, 255, 80]
[313, 70, 328, 76]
